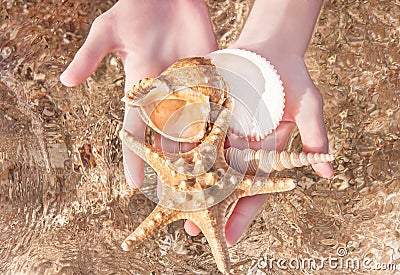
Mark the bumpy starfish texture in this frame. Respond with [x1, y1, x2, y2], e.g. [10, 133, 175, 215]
[119, 98, 296, 274]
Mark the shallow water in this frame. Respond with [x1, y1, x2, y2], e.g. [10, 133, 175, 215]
[0, 0, 399, 274]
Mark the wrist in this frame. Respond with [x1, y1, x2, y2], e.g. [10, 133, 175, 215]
[235, 0, 323, 56]
[229, 39, 304, 69]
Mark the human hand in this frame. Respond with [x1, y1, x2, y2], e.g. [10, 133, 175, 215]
[184, 0, 334, 246]
[60, 0, 218, 188]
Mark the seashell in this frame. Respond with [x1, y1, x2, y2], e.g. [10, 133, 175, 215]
[122, 57, 229, 143]
[225, 147, 335, 175]
[160, 57, 228, 106]
[140, 87, 211, 143]
[123, 78, 172, 107]
[207, 49, 285, 141]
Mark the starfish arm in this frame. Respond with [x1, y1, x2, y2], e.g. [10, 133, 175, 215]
[176, 97, 233, 170]
[203, 97, 233, 147]
[121, 205, 181, 251]
[186, 207, 231, 274]
[119, 129, 188, 184]
[119, 129, 150, 160]
[223, 176, 296, 205]
[240, 176, 296, 197]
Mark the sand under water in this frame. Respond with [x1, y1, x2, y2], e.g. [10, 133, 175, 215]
[0, 0, 399, 274]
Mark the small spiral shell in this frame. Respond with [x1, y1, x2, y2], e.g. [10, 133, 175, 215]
[225, 147, 335, 175]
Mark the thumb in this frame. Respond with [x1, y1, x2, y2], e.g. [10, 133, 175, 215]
[60, 16, 116, 87]
[296, 88, 334, 178]
[122, 106, 147, 188]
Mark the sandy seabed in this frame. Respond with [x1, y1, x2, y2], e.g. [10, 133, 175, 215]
[0, 0, 399, 274]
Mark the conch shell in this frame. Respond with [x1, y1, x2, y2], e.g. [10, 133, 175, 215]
[207, 49, 285, 141]
[122, 57, 229, 142]
[225, 147, 335, 175]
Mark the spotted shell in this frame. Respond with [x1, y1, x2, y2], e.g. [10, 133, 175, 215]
[122, 57, 229, 143]
[225, 147, 335, 175]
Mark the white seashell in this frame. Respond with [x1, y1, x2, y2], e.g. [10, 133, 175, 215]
[225, 147, 335, 174]
[207, 49, 285, 141]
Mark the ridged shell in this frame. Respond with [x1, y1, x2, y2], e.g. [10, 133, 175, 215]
[225, 147, 335, 175]
[207, 49, 285, 141]
[122, 57, 229, 142]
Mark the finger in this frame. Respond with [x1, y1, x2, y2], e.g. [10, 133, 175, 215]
[123, 150, 143, 188]
[296, 89, 334, 178]
[225, 194, 267, 247]
[184, 220, 201, 236]
[121, 58, 164, 189]
[122, 105, 147, 188]
[60, 16, 116, 87]
[227, 121, 296, 151]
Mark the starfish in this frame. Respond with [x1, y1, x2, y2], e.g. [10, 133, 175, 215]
[119, 97, 296, 274]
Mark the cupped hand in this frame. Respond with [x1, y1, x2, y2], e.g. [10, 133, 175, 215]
[60, 0, 218, 188]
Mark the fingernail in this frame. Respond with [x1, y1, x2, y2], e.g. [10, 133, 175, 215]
[226, 222, 242, 247]
[60, 71, 75, 87]
[314, 163, 334, 179]
[227, 236, 238, 248]
[184, 220, 201, 236]
[321, 167, 334, 179]
[60, 71, 68, 85]
[325, 170, 335, 179]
